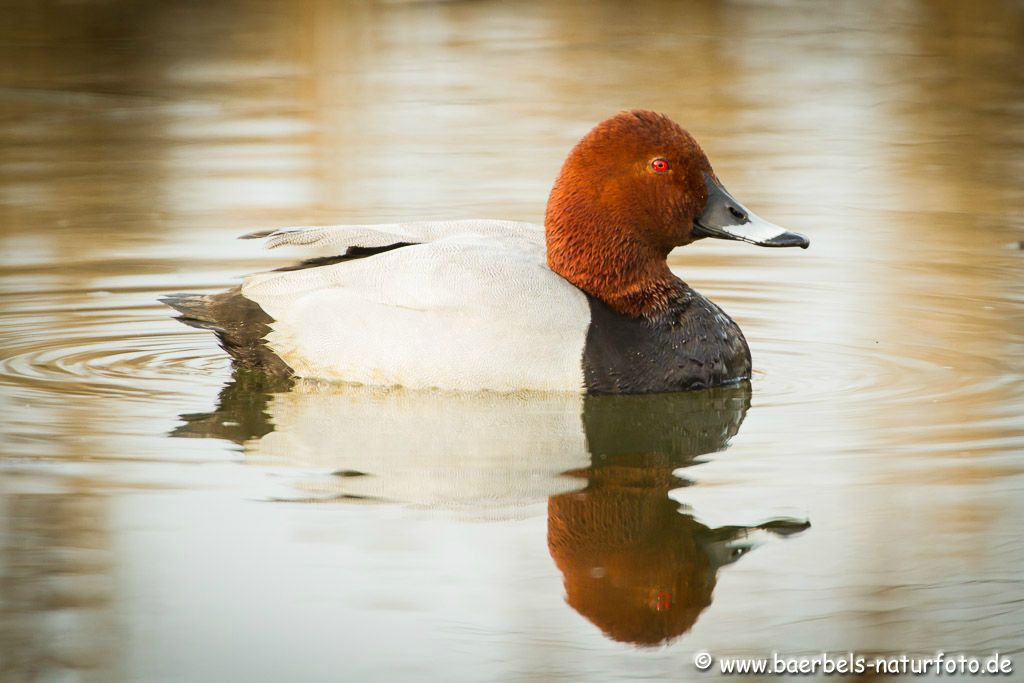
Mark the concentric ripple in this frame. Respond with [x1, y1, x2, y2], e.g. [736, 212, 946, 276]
[0, 293, 229, 402]
[1, 253, 1021, 465]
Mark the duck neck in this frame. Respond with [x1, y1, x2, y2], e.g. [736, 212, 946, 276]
[546, 232, 687, 319]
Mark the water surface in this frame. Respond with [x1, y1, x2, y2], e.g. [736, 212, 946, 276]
[1, 1, 1023, 681]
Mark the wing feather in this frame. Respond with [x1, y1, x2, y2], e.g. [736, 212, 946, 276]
[245, 219, 542, 252]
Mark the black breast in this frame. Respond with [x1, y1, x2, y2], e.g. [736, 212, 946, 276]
[582, 289, 751, 394]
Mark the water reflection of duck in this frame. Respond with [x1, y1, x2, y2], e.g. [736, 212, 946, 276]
[174, 376, 807, 645]
[174, 374, 592, 507]
[548, 389, 809, 647]
[164, 110, 808, 394]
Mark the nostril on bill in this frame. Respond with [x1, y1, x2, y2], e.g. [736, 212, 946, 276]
[728, 206, 747, 221]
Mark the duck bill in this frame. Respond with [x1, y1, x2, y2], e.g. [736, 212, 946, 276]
[693, 173, 809, 249]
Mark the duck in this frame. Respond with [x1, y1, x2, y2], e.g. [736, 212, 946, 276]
[164, 110, 808, 394]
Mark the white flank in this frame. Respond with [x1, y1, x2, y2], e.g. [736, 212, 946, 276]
[242, 220, 590, 393]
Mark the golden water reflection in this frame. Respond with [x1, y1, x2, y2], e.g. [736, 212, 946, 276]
[1, 0, 1022, 681]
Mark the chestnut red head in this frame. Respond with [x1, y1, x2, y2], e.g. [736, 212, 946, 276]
[545, 110, 807, 317]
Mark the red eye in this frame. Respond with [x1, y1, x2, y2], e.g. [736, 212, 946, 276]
[651, 158, 670, 173]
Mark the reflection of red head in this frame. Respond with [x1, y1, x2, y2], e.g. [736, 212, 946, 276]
[547, 468, 717, 647]
[548, 387, 808, 646]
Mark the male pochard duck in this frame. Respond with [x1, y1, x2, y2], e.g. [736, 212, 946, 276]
[165, 110, 808, 394]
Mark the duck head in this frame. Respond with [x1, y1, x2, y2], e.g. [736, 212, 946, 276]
[545, 110, 808, 317]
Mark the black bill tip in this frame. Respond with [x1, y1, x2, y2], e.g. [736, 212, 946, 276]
[762, 231, 810, 249]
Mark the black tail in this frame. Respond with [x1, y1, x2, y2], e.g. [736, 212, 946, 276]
[161, 288, 293, 376]
[160, 292, 224, 331]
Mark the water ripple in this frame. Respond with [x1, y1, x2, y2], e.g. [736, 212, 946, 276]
[0, 295, 227, 401]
